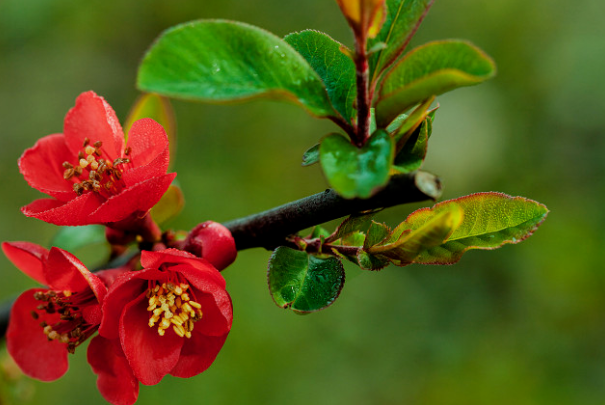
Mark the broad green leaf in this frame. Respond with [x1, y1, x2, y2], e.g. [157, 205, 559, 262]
[391, 112, 431, 173]
[52, 225, 106, 253]
[341, 231, 367, 246]
[124, 93, 176, 157]
[319, 130, 394, 199]
[302, 144, 320, 167]
[368, 0, 434, 83]
[285, 30, 356, 123]
[150, 185, 184, 224]
[138, 20, 336, 119]
[376, 40, 496, 127]
[370, 205, 463, 265]
[268, 247, 345, 313]
[363, 221, 391, 249]
[411, 193, 549, 264]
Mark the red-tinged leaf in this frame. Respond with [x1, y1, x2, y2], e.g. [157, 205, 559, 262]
[150, 185, 184, 225]
[124, 94, 176, 169]
[410, 192, 549, 264]
[369, 205, 463, 266]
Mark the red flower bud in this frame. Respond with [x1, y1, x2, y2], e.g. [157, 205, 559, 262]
[184, 221, 237, 271]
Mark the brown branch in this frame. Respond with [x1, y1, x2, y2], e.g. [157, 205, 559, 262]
[0, 170, 442, 337]
[224, 171, 442, 250]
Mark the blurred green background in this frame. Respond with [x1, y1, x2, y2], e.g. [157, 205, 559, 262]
[1, 0, 604, 403]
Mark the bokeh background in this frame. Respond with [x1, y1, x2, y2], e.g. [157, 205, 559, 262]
[1, 0, 604, 403]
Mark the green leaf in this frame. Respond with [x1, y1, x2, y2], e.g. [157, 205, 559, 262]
[376, 40, 496, 127]
[369, 0, 435, 82]
[411, 193, 549, 264]
[268, 247, 345, 313]
[285, 30, 356, 123]
[319, 130, 394, 199]
[357, 250, 389, 271]
[370, 205, 463, 266]
[150, 185, 184, 224]
[124, 94, 176, 167]
[138, 20, 336, 119]
[363, 221, 391, 249]
[326, 212, 375, 243]
[391, 111, 432, 173]
[302, 144, 320, 167]
[310, 225, 331, 239]
[52, 225, 106, 253]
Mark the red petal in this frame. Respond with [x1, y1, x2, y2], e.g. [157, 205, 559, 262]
[189, 286, 233, 337]
[90, 173, 176, 223]
[173, 262, 227, 294]
[88, 336, 139, 405]
[122, 119, 170, 183]
[185, 221, 237, 271]
[140, 250, 226, 289]
[140, 248, 198, 269]
[18, 134, 76, 201]
[2, 242, 49, 285]
[63, 91, 124, 159]
[7, 289, 68, 381]
[169, 333, 228, 378]
[45, 247, 107, 302]
[21, 194, 102, 226]
[120, 294, 183, 385]
[99, 271, 151, 340]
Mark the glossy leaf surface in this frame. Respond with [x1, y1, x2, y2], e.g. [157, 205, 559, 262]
[411, 193, 549, 264]
[285, 30, 356, 123]
[369, 0, 434, 82]
[319, 130, 394, 199]
[138, 20, 336, 118]
[51, 225, 106, 253]
[268, 247, 345, 313]
[376, 40, 496, 126]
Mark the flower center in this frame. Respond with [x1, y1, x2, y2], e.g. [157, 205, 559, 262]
[146, 281, 203, 338]
[32, 289, 98, 354]
[62, 138, 132, 197]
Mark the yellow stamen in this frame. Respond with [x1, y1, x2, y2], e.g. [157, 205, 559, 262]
[146, 281, 203, 339]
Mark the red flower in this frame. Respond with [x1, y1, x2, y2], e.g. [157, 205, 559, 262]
[19, 91, 176, 226]
[1, 242, 109, 381]
[96, 249, 232, 401]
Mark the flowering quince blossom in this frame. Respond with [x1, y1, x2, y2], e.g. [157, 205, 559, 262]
[94, 249, 233, 405]
[1, 242, 116, 381]
[19, 91, 176, 226]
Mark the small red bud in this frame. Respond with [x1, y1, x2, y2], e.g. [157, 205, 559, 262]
[184, 221, 237, 271]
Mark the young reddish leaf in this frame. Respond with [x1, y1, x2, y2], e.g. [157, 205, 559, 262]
[150, 184, 185, 224]
[411, 193, 549, 264]
[285, 30, 356, 124]
[268, 247, 345, 313]
[138, 20, 337, 120]
[319, 130, 394, 199]
[368, 0, 435, 83]
[376, 40, 496, 127]
[124, 93, 176, 169]
[369, 205, 463, 266]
